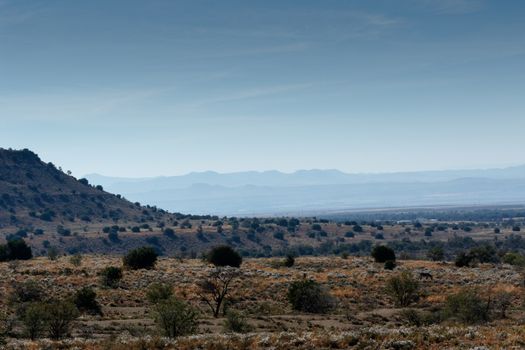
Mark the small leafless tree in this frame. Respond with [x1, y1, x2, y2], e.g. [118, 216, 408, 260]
[197, 267, 239, 318]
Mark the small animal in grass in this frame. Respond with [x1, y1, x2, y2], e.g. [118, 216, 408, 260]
[419, 272, 433, 280]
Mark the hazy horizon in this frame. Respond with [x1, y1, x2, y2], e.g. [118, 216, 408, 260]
[2, 0, 525, 177]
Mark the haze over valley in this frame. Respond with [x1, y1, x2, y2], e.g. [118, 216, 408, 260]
[87, 165, 525, 215]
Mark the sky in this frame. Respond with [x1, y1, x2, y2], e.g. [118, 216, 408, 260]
[1, 0, 524, 177]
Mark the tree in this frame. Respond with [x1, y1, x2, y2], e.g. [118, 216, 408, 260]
[207, 246, 242, 268]
[154, 297, 198, 338]
[287, 279, 333, 313]
[385, 271, 419, 307]
[123, 246, 158, 270]
[371, 245, 395, 263]
[44, 301, 79, 339]
[197, 267, 239, 317]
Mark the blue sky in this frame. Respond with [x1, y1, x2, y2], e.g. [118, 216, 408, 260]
[1, 0, 524, 177]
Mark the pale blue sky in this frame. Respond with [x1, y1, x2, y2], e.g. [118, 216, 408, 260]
[1, 0, 524, 177]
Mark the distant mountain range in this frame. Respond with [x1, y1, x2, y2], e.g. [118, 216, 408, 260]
[86, 166, 525, 215]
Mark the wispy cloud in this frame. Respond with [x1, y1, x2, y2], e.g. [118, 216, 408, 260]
[413, 0, 485, 14]
[186, 83, 314, 108]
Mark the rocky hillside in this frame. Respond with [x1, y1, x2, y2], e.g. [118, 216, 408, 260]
[0, 148, 176, 230]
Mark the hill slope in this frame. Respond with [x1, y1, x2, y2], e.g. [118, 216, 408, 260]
[0, 148, 175, 229]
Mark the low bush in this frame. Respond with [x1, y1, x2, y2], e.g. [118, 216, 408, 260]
[287, 279, 333, 313]
[154, 297, 198, 338]
[147, 283, 173, 304]
[73, 287, 101, 315]
[100, 266, 123, 288]
[443, 289, 489, 324]
[207, 246, 242, 268]
[385, 271, 419, 307]
[123, 246, 158, 270]
[223, 309, 253, 333]
[371, 245, 396, 263]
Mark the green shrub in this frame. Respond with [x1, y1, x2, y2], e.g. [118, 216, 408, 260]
[44, 300, 79, 339]
[154, 297, 198, 338]
[385, 271, 419, 307]
[207, 246, 242, 268]
[146, 283, 173, 304]
[443, 289, 489, 324]
[100, 266, 123, 288]
[21, 302, 47, 340]
[73, 287, 101, 315]
[502, 252, 525, 267]
[287, 279, 332, 313]
[371, 245, 395, 263]
[223, 309, 253, 333]
[123, 246, 158, 270]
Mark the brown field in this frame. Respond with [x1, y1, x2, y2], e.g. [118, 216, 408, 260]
[2, 254, 525, 349]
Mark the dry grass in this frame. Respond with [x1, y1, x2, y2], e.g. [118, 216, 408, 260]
[1, 255, 524, 349]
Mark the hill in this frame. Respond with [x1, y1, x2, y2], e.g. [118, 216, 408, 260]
[0, 148, 179, 230]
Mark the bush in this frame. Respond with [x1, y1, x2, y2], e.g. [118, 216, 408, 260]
[502, 252, 525, 267]
[287, 279, 332, 313]
[21, 302, 47, 340]
[455, 245, 499, 267]
[44, 300, 79, 339]
[385, 271, 419, 307]
[4, 239, 32, 260]
[47, 246, 59, 260]
[147, 283, 173, 304]
[399, 308, 440, 326]
[371, 245, 395, 263]
[69, 254, 82, 267]
[207, 246, 242, 268]
[73, 287, 101, 315]
[10, 280, 43, 304]
[444, 289, 489, 324]
[163, 228, 176, 238]
[100, 266, 123, 288]
[123, 246, 158, 270]
[154, 297, 198, 338]
[283, 254, 295, 267]
[427, 246, 445, 261]
[223, 309, 253, 333]
[384, 260, 396, 270]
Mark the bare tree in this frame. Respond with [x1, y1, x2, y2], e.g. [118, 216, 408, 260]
[197, 267, 239, 318]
